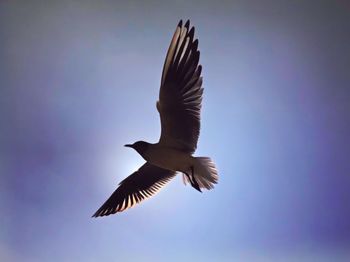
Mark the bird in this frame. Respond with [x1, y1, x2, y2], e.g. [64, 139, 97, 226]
[92, 20, 218, 217]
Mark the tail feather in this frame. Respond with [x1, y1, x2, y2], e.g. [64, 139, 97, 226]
[183, 157, 218, 190]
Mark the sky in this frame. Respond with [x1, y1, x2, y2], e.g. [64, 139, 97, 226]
[1, 0, 350, 261]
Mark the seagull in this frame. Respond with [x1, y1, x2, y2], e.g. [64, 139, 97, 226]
[93, 20, 218, 217]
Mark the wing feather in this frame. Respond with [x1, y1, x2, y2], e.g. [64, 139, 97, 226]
[92, 163, 175, 217]
[158, 20, 204, 153]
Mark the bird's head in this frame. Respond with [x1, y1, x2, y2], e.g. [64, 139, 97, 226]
[124, 141, 150, 155]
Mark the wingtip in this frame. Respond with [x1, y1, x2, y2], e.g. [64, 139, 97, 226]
[188, 27, 195, 39]
[184, 19, 190, 29]
[178, 20, 183, 27]
[192, 39, 199, 50]
[197, 64, 202, 75]
[92, 208, 119, 218]
[92, 208, 104, 218]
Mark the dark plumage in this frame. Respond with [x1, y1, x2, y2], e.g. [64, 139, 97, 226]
[93, 20, 217, 218]
[124, 141, 150, 155]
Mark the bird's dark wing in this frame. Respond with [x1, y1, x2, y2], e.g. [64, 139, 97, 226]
[92, 163, 175, 217]
[157, 20, 203, 154]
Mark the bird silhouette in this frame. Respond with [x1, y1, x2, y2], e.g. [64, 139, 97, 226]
[93, 20, 218, 217]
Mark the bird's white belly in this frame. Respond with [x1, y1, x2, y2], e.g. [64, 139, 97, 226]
[144, 146, 193, 172]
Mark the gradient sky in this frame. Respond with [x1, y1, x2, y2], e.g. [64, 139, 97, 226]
[1, 0, 350, 261]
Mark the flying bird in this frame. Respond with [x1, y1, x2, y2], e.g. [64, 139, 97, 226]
[93, 20, 218, 217]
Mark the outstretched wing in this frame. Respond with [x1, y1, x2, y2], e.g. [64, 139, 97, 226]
[92, 163, 175, 217]
[157, 20, 203, 154]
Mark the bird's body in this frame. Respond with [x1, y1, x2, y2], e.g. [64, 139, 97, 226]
[142, 143, 194, 173]
[93, 20, 218, 217]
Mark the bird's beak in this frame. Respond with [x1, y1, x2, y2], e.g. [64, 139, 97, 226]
[124, 144, 133, 148]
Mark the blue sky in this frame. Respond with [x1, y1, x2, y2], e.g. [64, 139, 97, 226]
[1, 0, 350, 261]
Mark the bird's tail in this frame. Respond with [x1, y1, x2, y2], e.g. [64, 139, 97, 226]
[183, 157, 218, 191]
